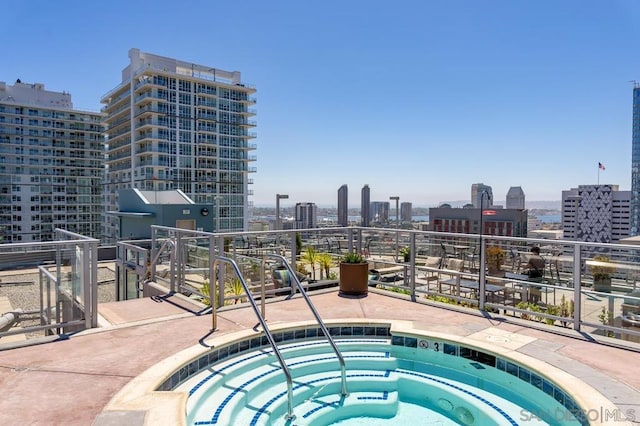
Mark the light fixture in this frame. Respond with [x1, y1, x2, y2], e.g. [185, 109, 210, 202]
[200, 208, 209, 216]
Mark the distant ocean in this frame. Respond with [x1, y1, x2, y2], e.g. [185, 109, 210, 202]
[535, 214, 561, 223]
[320, 214, 561, 223]
[409, 214, 561, 223]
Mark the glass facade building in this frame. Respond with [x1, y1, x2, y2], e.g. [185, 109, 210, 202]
[631, 85, 640, 236]
[0, 81, 103, 242]
[337, 184, 348, 227]
[361, 184, 370, 227]
[471, 183, 493, 208]
[101, 49, 256, 242]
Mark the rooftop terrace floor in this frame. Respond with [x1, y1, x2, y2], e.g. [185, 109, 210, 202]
[1, 288, 639, 425]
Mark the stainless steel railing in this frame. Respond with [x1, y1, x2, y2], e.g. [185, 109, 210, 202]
[211, 256, 296, 421]
[266, 253, 349, 397]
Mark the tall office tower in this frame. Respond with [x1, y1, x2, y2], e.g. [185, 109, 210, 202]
[361, 184, 370, 226]
[0, 80, 103, 242]
[506, 186, 525, 210]
[562, 184, 630, 243]
[101, 49, 256, 242]
[370, 201, 390, 225]
[337, 184, 348, 226]
[631, 83, 640, 236]
[400, 202, 412, 223]
[471, 183, 493, 208]
[295, 202, 317, 229]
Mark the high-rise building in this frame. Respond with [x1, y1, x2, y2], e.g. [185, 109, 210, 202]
[0, 80, 103, 242]
[361, 184, 370, 227]
[400, 202, 412, 223]
[631, 83, 640, 236]
[562, 184, 630, 243]
[101, 49, 256, 242]
[506, 186, 525, 210]
[471, 183, 493, 208]
[370, 201, 390, 225]
[295, 202, 317, 229]
[337, 184, 348, 226]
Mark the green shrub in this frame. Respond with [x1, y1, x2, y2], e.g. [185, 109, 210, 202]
[342, 251, 366, 264]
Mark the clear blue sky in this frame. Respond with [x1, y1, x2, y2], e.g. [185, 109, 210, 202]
[3, 1, 639, 207]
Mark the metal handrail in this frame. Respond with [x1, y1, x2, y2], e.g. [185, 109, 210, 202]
[265, 254, 349, 397]
[211, 256, 295, 421]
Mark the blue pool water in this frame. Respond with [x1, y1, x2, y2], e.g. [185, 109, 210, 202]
[174, 336, 585, 425]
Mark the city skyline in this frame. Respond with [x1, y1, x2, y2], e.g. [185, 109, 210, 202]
[3, 1, 639, 207]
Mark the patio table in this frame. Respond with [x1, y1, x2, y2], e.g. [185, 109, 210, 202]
[439, 277, 503, 300]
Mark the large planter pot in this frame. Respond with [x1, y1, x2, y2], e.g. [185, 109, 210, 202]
[593, 277, 612, 293]
[339, 262, 369, 296]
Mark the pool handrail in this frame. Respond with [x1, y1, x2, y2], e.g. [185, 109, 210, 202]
[266, 253, 349, 397]
[211, 256, 295, 421]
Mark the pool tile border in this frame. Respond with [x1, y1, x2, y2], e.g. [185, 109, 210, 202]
[159, 324, 588, 426]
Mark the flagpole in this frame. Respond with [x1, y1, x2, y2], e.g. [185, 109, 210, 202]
[597, 164, 600, 185]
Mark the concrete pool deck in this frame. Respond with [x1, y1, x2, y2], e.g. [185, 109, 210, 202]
[0, 289, 639, 425]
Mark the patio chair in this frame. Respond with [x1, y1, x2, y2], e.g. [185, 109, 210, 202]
[436, 258, 466, 294]
[510, 248, 523, 272]
[464, 244, 478, 271]
[439, 242, 457, 268]
[415, 256, 441, 290]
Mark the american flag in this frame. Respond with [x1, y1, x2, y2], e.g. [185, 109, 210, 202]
[598, 162, 605, 171]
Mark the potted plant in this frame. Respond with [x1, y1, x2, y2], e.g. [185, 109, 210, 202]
[339, 251, 369, 296]
[589, 255, 615, 293]
[485, 246, 506, 275]
[399, 246, 411, 262]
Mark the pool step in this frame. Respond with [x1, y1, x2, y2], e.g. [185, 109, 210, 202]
[291, 389, 400, 425]
[183, 339, 391, 407]
[185, 339, 394, 425]
[229, 369, 402, 426]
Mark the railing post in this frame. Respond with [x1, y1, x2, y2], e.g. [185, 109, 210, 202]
[478, 236, 486, 310]
[175, 232, 184, 294]
[409, 232, 416, 297]
[217, 235, 225, 307]
[288, 231, 296, 297]
[573, 245, 582, 332]
[169, 235, 177, 294]
[209, 234, 216, 330]
[89, 240, 98, 328]
[261, 257, 266, 319]
[150, 227, 157, 283]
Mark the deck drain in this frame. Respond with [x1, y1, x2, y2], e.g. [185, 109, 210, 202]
[485, 334, 510, 343]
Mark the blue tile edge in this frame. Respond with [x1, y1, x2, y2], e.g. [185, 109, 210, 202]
[391, 333, 588, 426]
[157, 324, 390, 392]
[157, 324, 587, 426]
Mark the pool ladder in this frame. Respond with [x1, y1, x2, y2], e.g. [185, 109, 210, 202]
[211, 255, 348, 421]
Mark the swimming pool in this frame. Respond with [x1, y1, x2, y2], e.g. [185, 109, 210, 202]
[107, 319, 619, 425]
[177, 337, 581, 425]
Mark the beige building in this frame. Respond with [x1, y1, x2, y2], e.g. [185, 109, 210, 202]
[0, 80, 103, 242]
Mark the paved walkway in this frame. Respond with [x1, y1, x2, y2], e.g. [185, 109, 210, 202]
[0, 289, 639, 425]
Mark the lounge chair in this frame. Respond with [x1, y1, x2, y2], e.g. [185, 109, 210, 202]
[0, 309, 22, 334]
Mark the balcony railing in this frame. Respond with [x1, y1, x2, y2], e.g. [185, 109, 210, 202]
[4, 226, 639, 348]
[133, 225, 640, 346]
